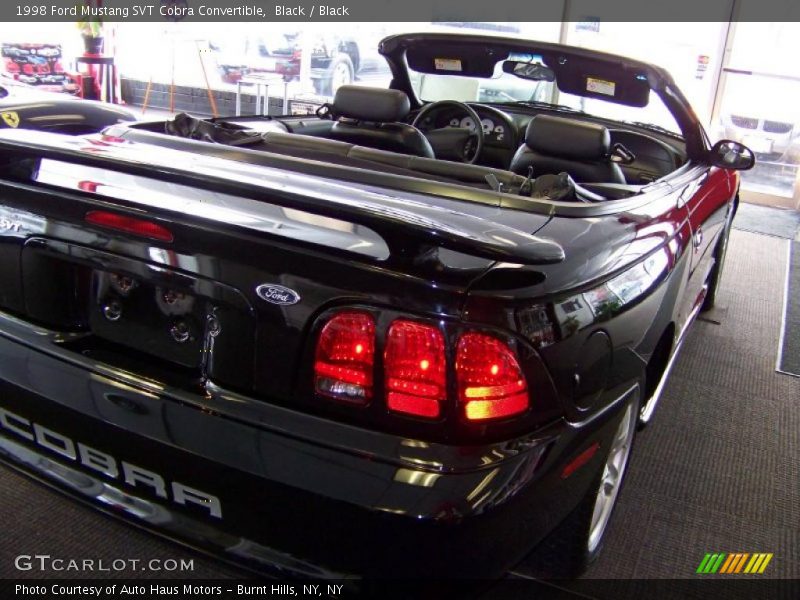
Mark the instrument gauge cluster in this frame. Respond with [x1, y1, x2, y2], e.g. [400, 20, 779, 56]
[446, 114, 507, 143]
[432, 105, 515, 154]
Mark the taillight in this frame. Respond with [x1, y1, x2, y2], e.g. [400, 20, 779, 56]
[384, 320, 446, 419]
[314, 312, 375, 405]
[456, 332, 529, 421]
[85, 211, 174, 242]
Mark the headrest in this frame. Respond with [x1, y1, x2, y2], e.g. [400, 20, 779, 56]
[525, 114, 611, 161]
[331, 86, 411, 123]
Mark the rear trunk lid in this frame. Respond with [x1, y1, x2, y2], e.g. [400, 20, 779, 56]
[0, 129, 558, 409]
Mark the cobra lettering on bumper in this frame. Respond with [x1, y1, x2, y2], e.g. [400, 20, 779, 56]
[0, 406, 222, 519]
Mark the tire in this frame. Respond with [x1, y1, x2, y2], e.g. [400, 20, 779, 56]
[313, 54, 354, 97]
[701, 197, 736, 312]
[522, 397, 639, 578]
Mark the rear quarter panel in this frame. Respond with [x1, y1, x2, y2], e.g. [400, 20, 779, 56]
[464, 166, 737, 423]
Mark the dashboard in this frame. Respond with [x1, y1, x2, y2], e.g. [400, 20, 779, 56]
[412, 103, 518, 168]
[413, 104, 517, 150]
[411, 102, 687, 179]
[445, 115, 510, 145]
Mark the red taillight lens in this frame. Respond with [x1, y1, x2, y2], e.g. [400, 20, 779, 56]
[456, 332, 528, 421]
[85, 211, 174, 242]
[314, 312, 375, 405]
[384, 320, 446, 419]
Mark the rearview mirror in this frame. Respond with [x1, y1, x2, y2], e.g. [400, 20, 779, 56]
[709, 139, 755, 170]
[502, 60, 555, 82]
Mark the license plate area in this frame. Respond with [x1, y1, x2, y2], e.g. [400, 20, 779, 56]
[21, 238, 255, 384]
[89, 270, 205, 368]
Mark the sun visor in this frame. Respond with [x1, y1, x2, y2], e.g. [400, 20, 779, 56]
[542, 53, 651, 107]
[406, 44, 509, 78]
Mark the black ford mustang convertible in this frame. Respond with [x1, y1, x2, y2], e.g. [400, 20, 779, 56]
[0, 33, 753, 580]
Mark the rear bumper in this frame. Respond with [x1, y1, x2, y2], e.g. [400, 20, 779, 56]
[0, 310, 633, 579]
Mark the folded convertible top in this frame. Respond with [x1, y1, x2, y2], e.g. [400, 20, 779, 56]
[0, 129, 565, 265]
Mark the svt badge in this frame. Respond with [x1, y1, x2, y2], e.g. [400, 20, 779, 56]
[1, 111, 20, 128]
[256, 284, 301, 306]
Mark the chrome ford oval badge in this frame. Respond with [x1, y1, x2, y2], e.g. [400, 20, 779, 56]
[256, 284, 301, 306]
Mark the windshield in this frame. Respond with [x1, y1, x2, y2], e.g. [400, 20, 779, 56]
[409, 59, 682, 136]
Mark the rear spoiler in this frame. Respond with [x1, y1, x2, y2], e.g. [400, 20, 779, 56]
[0, 130, 565, 265]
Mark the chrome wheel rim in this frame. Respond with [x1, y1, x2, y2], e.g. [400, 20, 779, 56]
[587, 402, 636, 553]
[331, 62, 352, 93]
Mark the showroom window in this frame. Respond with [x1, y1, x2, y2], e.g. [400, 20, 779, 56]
[111, 21, 562, 105]
[711, 22, 800, 200]
[563, 21, 728, 126]
[2, 17, 799, 207]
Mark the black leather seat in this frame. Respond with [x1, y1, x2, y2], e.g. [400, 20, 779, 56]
[510, 114, 625, 184]
[326, 86, 435, 159]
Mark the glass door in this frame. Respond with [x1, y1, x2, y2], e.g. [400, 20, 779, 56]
[711, 22, 800, 203]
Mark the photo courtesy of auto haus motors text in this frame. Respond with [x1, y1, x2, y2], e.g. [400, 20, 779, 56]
[13, 584, 345, 598]
[0, 0, 799, 599]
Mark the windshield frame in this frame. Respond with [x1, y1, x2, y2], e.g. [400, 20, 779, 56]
[408, 69, 684, 137]
[380, 32, 707, 159]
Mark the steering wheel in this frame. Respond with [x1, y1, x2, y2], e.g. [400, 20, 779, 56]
[411, 100, 485, 164]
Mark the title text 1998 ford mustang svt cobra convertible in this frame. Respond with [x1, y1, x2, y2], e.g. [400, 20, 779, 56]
[0, 33, 754, 579]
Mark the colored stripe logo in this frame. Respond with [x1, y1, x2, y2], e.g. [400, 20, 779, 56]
[696, 552, 773, 574]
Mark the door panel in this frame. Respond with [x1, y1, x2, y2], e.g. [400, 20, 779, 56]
[682, 167, 733, 305]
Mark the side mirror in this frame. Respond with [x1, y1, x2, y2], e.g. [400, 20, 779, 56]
[709, 139, 755, 170]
